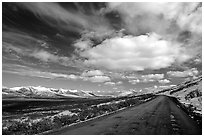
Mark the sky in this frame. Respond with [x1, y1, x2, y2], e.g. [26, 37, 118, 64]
[2, 2, 202, 96]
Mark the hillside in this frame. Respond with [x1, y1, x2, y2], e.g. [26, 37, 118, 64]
[156, 76, 202, 116]
[47, 96, 201, 135]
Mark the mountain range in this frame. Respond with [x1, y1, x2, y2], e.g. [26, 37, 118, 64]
[2, 86, 101, 99]
[2, 85, 138, 99]
[2, 76, 202, 111]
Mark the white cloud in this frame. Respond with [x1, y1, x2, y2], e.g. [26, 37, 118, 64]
[108, 72, 126, 79]
[174, 3, 202, 34]
[49, 73, 79, 80]
[83, 75, 111, 83]
[125, 74, 138, 79]
[127, 73, 165, 84]
[80, 33, 189, 71]
[167, 68, 199, 77]
[74, 39, 93, 51]
[30, 50, 71, 66]
[142, 74, 164, 81]
[105, 3, 201, 68]
[67, 74, 78, 80]
[31, 50, 61, 62]
[129, 79, 140, 85]
[158, 84, 176, 89]
[158, 79, 171, 84]
[104, 82, 116, 86]
[81, 70, 104, 77]
[154, 85, 158, 89]
[170, 85, 176, 87]
[116, 81, 123, 85]
[144, 84, 177, 93]
[81, 70, 111, 83]
[107, 2, 201, 35]
[194, 58, 202, 64]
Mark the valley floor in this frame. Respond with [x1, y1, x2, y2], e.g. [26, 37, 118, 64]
[47, 96, 201, 135]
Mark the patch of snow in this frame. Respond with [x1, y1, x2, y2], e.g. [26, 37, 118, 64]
[32, 86, 50, 92]
[193, 110, 202, 115]
[97, 102, 112, 107]
[170, 114, 175, 119]
[10, 86, 25, 91]
[57, 93, 80, 98]
[32, 118, 43, 123]
[69, 89, 78, 93]
[143, 97, 152, 102]
[54, 110, 77, 117]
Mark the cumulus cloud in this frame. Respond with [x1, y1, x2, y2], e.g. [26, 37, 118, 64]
[127, 73, 167, 84]
[116, 81, 123, 85]
[66, 74, 79, 80]
[81, 70, 111, 83]
[22, 48, 71, 66]
[3, 2, 202, 93]
[143, 85, 159, 93]
[107, 2, 201, 35]
[104, 2, 202, 68]
[174, 3, 202, 34]
[167, 68, 199, 77]
[158, 79, 171, 84]
[129, 79, 140, 85]
[141, 74, 164, 81]
[104, 81, 116, 86]
[83, 75, 111, 83]
[30, 50, 69, 63]
[70, 2, 202, 73]
[144, 84, 177, 93]
[81, 70, 104, 77]
[49, 73, 79, 80]
[158, 85, 176, 89]
[194, 58, 202, 64]
[79, 33, 190, 71]
[128, 73, 165, 84]
[74, 39, 93, 51]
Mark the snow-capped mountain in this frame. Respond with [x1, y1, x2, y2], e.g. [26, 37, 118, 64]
[2, 86, 98, 99]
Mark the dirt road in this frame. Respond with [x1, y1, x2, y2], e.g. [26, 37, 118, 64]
[48, 96, 201, 135]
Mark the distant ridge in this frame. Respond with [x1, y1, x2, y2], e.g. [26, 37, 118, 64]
[2, 86, 103, 99]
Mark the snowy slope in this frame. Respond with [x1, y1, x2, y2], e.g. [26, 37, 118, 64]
[2, 86, 97, 99]
[157, 76, 202, 114]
